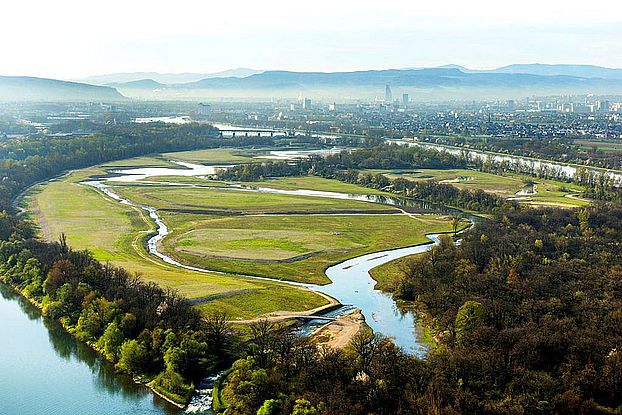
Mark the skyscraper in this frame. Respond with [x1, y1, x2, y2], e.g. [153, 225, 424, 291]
[402, 93, 409, 108]
[385, 84, 392, 103]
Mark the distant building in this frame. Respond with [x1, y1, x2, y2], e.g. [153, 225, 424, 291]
[599, 100, 611, 112]
[303, 97, 312, 110]
[197, 102, 210, 116]
[385, 85, 393, 103]
[402, 93, 409, 108]
[328, 102, 337, 111]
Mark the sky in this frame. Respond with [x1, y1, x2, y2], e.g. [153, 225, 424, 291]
[1, 0, 621, 79]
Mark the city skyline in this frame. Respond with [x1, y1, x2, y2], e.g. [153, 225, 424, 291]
[1, 0, 621, 79]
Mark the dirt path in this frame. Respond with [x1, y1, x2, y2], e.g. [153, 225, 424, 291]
[312, 309, 366, 349]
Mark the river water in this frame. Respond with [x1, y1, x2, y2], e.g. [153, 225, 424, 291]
[0, 284, 182, 415]
[393, 139, 622, 186]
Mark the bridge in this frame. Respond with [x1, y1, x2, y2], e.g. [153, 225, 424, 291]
[217, 128, 295, 137]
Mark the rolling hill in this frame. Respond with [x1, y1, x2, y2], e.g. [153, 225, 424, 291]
[110, 68, 622, 101]
[0, 76, 126, 102]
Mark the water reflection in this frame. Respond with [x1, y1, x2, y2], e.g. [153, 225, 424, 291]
[0, 284, 181, 415]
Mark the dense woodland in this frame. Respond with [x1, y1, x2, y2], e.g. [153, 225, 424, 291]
[0, 235, 237, 403]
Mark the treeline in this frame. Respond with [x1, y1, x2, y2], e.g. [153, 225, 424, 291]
[0, 235, 237, 404]
[574, 166, 622, 202]
[0, 123, 272, 211]
[333, 169, 518, 213]
[219, 143, 467, 181]
[216, 205, 622, 415]
[220, 144, 515, 213]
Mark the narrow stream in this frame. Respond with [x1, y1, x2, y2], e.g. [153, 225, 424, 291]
[84, 160, 476, 357]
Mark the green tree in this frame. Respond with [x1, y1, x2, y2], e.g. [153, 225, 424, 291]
[454, 300, 486, 345]
[97, 322, 125, 361]
[117, 339, 148, 374]
[256, 399, 281, 415]
[292, 399, 319, 415]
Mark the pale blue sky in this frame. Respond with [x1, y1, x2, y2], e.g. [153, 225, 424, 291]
[2, 0, 621, 78]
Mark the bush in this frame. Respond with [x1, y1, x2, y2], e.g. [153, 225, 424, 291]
[152, 370, 194, 405]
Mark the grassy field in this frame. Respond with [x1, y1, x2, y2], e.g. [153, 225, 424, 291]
[161, 212, 456, 284]
[31, 147, 574, 321]
[100, 156, 178, 168]
[25, 171, 329, 320]
[242, 176, 392, 195]
[374, 168, 589, 208]
[574, 139, 622, 152]
[369, 255, 413, 292]
[382, 168, 523, 195]
[141, 175, 394, 196]
[112, 184, 396, 214]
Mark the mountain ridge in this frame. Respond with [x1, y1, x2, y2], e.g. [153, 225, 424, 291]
[0, 76, 126, 102]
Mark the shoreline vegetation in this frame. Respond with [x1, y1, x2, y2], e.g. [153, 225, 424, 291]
[0, 282, 186, 408]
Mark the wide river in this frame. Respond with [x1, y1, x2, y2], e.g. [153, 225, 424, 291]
[0, 284, 182, 415]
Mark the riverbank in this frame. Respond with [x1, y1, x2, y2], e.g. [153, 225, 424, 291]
[0, 280, 191, 409]
[311, 309, 367, 349]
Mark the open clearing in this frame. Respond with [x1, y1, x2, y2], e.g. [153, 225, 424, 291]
[161, 212, 454, 284]
[112, 185, 396, 214]
[162, 147, 263, 164]
[28, 148, 575, 322]
[25, 153, 456, 317]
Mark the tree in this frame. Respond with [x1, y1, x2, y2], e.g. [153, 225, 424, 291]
[451, 215, 463, 236]
[97, 322, 125, 361]
[205, 312, 235, 361]
[256, 399, 281, 415]
[291, 399, 319, 415]
[117, 339, 148, 373]
[152, 369, 194, 404]
[454, 300, 486, 345]
[76, 297, 118, 341]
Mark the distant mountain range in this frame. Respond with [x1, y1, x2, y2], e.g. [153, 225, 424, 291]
[80, 68, 264, 85]
[106, 66, 622, 101]
[491, 64, 622, 80]
[0, 76, 125, 102]
[417, 64, 622, 79]
[3, 65, 622, 102]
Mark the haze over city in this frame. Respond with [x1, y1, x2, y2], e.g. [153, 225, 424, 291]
[2, 0, 622, 79]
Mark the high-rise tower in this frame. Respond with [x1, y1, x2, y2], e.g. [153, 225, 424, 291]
[385, 84, 393, 103]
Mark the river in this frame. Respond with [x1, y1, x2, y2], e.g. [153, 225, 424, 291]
[393, 139, 622, 186]
[0, 284, 183, 415]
